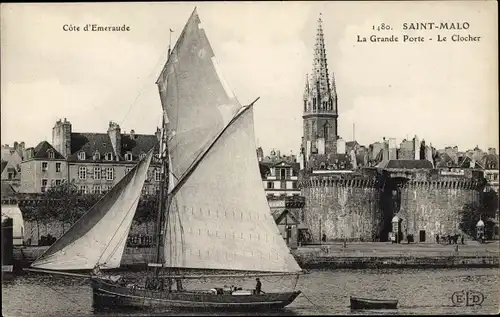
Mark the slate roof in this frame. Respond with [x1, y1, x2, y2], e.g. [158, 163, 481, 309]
[0, 160, 7, 174]
[379, 159, 433, 169]
[435, 153, 457, 168]
[482, 154, 499, 170]
[273, 209, 300, 225]
[68, 132, 159, 162]
[31, 141, 65, 160]
[1, 181, 17, 198]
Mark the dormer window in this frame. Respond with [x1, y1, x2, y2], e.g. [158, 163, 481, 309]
[93, 151, 101, 161]
[78, 151, 86, 160]
[48, 150, 55, 160]
[106, 153, 113, 161]
[125, 153, 133, 161]
[139, 153, 146, 160]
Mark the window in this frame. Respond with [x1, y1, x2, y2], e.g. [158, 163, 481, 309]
[79, 166, 86, 179]
[55, 179, 62, 186]
[41, 179, 48, 192]
[93, 185, 102, 194]
[106, 153, 113, 161]
[102, 185, 109, 194]
[155, 170, 161, 182]
[78, 152, 86, 160]
[267, 182, 274, 189]
[56, 163, 61, 172]
[48, 150, 55, 159]
[292, 182, 298, 189]
[126, 167, 133, 174]
[41, 162, 48, 172]
[7, 172, 13, 180]
[106, 167, 114, 180]
[79, 185, 88, 194]
[139, 153, 146, 160]
[93, 166, 101, 180]
[125, 153, 133, 161]
[93, 152, 100, 160]
[285, 168, 291, 179]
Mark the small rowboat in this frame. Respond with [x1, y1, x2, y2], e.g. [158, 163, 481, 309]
[350, 296, 398, 309]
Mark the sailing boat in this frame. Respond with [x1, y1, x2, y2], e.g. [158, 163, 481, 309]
[26, 7, 303, 311]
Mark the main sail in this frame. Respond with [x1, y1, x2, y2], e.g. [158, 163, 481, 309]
[156, 8, 242, 182]
[31, 149, 154, 271]
[156, 9, 302, 274]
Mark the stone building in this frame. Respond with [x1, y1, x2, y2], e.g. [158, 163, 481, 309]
[260, 160, 300, 198]
[19, 119, 161, 195]
[1, 142, 26, 191]
[300, 13, 339, 167]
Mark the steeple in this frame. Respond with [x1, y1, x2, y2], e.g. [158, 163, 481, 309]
[301, 13, 340, 168]
[311, 13, 331, 103]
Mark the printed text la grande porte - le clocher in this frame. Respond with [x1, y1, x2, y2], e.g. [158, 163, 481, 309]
[357, 22, 481, 43]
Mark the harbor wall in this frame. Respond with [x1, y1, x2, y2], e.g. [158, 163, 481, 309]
[14, 244, 499, 270]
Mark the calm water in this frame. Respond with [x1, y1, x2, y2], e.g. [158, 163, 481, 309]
[2, 268, 499, 316]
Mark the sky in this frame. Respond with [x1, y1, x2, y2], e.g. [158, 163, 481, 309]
[1, 1, 498, 155]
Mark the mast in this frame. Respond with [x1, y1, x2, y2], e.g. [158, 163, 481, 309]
[153, 111, 168, 276]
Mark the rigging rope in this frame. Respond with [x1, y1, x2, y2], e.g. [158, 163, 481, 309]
[119, 30, 172, 126]
[301, 292, 322, 310]
[45, 284, 88, 309]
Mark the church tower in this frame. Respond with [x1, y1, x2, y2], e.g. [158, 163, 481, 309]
[301, 13, 338, 167]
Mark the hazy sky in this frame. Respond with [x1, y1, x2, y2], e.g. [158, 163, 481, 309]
[1, 1, 498, 155]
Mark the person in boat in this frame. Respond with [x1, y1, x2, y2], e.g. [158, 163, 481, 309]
[255, 278, 262, 294]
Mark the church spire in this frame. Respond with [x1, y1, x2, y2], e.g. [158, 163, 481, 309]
[311, 13, 331, 101]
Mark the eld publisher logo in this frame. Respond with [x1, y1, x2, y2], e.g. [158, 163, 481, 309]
[451, 290, 485, 307]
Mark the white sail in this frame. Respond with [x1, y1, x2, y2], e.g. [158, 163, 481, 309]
[164, 106, 302, 273]
[31, 149, 154, 271]
[156, 8, 242, 182]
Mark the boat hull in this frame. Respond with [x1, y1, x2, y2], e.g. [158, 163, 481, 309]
[91, 278, 301, 311]
[350, 296, 398, 310]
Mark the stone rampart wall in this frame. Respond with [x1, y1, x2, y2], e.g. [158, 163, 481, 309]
[302, 177, 381, 241]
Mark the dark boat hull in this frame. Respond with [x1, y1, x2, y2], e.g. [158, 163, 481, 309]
[91, 278, 301, 311]
[350, 296, 398, 309]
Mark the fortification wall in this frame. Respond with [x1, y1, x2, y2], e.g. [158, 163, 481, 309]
[391, 169, 484, 243]
[301, 176, 381, 241]
[398, 178, 482, 243]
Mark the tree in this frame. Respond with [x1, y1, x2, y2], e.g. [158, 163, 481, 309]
[460, 189, 499, 239]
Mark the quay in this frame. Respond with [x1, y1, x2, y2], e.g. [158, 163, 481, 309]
[13, 241, 499, 271]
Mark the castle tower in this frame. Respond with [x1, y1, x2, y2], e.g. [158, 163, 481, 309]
[301, 13, 339, 166]
[52, 118, 72, 158]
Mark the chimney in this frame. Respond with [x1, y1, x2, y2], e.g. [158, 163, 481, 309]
[388, 138, 397, 160]
[107, 121, 122, 160]
[13, 142, 19, 150]
[130, 129, 135, 140]
[414, 135, 420, 160]
[52, 118, 72, 158]
[488, 148, 497, 155]
[383, 142, 389, 162]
